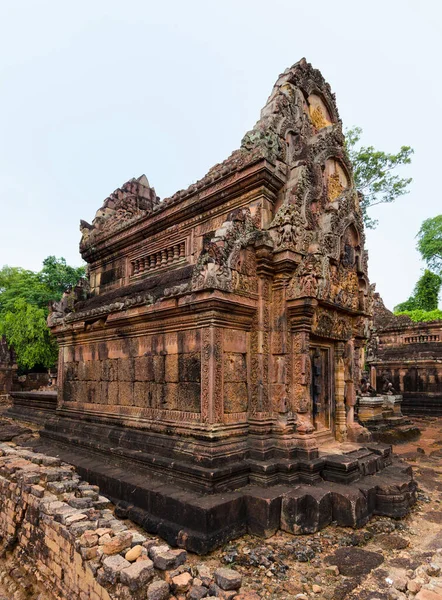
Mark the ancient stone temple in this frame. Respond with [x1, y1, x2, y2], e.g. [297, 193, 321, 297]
[44, 59, 415, 552]
[367, 293, 442, 415]
[0, 336, 17, 398]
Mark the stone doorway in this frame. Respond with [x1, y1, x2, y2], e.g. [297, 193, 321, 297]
[310, 344, 335, 440]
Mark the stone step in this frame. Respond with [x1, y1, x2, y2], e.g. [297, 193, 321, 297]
[29, 437, 417, 553]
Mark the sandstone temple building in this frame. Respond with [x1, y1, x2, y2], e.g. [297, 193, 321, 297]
[43, 59, 415, 551]
[367, 294, 442, 415]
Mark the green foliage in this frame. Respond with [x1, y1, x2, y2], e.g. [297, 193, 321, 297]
[417, 215, 442, 273]
[345, 126, 414, 229]
[40, 256, 86, 298]
[394, 309, 442, 323]
[394, 270, 442, 313]
[0, 299, 58, 369]
[0, 257, 85, 370]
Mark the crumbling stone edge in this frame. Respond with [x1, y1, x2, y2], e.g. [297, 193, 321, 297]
[0, 442, 253, 600]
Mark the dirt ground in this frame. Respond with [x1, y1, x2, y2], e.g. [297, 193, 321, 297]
[2, 415, 442, 599]
[188, 417, 442, 599]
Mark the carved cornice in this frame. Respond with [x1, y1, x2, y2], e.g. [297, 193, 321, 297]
[287, 297, 318, 332]
[52, 291, 257, 345]
[81, 161, 284, 263]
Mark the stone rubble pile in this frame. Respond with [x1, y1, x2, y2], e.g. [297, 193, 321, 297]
[0, 442, 254, 600]
[386, 553, 442, 600]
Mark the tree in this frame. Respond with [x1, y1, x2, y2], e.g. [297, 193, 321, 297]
[40, 256, 86, 298]
[345, 126, 414, 229]
[417, 215, 442, 273]
[0, 299, 58, 369]
[0, 257, 85, 370]
[395, 269, 442, 313]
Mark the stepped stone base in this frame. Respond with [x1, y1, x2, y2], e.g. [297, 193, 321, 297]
[401, 394, 442, 416]
[30, 436, 417, 554]
[8, 391, 57, 425]
[356, 394, 420, 443]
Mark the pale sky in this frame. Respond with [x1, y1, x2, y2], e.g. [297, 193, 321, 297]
[1, 0, 440, 310]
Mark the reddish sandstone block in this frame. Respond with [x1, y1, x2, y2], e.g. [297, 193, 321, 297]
[101, 359, 118, 382]
[224, 353, 247, 382]
[119, 382, 134, 406]
[153, 355, 165, 383]
[118, 358, 135, 382]
[224, 383, 248, 413]
[108, 382, 119, 405]
[134, 356, 154, 381]
[179, 383, 201, 412]
[165, 354, 179, 382]
[178, 353, 201, 382]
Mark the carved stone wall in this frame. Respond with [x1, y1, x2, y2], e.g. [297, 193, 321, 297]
[367, 294, 442, 405]
[47, 58, 373, 490]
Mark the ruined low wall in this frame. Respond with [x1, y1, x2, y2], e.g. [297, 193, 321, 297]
[0, 446, 112, 600]
[0, 442, 247, 600]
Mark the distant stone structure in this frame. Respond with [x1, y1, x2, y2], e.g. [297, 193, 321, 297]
[0, 336, 17, 400]
[43, 59, 415, 551]
[367, 293, 442, 415]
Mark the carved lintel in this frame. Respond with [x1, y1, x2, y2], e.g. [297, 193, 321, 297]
[273, 249, 303, 274]
[287, 298, 318, 332]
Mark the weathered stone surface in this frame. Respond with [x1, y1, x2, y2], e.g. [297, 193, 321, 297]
[79, 530, 98, 547]
[102, 554, 131, 584]
[31, 58, 417, 556]
[102, 531, 133, 555]
[375, 533, 410, 550]
[326, 547, 384, 576]
[188, 584, 209, 600]
[120, 559, 154, 591]
[147, 580, 170, 600]
[171, 572, 193, 593]
[214, 568, 242, 590]
[151, 548, 187, 570]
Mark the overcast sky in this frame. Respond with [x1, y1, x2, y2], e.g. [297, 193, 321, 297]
[1, 0, 440, 310]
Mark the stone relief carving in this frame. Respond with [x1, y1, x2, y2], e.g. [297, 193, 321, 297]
[191, 208, 261, 292]
[80, 175, 159, 248]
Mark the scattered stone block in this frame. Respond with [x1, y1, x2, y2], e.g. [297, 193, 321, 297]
[152, 548, 187, 570]
[102, 531, 133, 555]
[130, 531, 147, 545]
[80, 546, 99, 561]
[102, 554, 131, 585]
[326, 547, 384, 577]
[188, 584, 209, 599]
[79, 531, 98, 548]
[120, 558, 154, 591]
[172, 572, 193, 594]
[426, 563, 441, 577]
[68, 497, 93, 510]
[30, 485, 45, 498]
[147, 580, 170, 600]
[209, 583, 237, 600]
[215, 568, 242, 590]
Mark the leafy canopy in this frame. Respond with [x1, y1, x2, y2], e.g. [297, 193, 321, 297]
[0, 257, 85, 370]
[345, 127, 414, 229]
[394, 309, 442, 323]
[394, 269, 442, 313]
[417, 215, 442, 273]
[0, 299, 59, 369]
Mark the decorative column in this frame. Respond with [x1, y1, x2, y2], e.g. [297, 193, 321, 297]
[334, 342, 347, 442]
[287, 298, 318, 458]
[200, 326, 223, 424]
[344, 339, 356, 428]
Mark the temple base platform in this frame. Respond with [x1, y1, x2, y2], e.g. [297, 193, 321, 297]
[29, 433, 417, 554]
